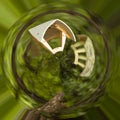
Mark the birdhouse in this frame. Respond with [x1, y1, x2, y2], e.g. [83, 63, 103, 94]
[29, 19, 76, 54]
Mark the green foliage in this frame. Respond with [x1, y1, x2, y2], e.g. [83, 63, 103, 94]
[0, 0, 120, 119]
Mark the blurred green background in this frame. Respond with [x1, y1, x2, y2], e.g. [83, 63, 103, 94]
[0, 0, 120, 120]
